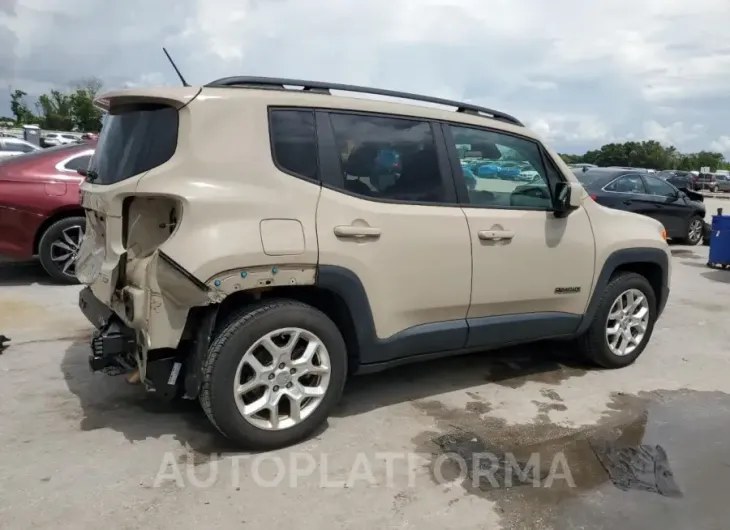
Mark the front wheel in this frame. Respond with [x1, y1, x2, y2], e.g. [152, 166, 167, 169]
[38, 216, 85, 284]
[682, 215, 704, 246]
[200, 300, 347, 450]
[577, 272, 657, 369]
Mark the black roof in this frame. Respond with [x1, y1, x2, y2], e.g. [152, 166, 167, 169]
[204, 76, 524, 127]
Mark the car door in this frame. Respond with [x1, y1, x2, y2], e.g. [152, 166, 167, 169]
[441, 123, 594, 348]
[314, 110, 472, 363]
[641, 174, 689, 237]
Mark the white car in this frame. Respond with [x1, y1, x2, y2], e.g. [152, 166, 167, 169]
[0, 137, 41, 158]
[42, 133, 80, 147]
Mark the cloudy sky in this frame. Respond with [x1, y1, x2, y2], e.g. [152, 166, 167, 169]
[2, 0, 730, 155]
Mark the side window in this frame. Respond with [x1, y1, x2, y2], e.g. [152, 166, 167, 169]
[269, 109, 318, 181]
[64, 155, 91, 172]
[15, 142, 35, 153]
[329, 113, 446, 204]
[447, 124, 552, 209]
[644, 175, 676, 197]
[604, 174, 646, 194]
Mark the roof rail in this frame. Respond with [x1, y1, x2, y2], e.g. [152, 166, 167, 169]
[204, 76, 524, 127]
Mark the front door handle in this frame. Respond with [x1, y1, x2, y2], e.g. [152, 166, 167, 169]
[334, 225, 381, 238]
[478, 229, 515, 241]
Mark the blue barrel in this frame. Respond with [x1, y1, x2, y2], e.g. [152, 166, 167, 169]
[709, 215, 730, 265]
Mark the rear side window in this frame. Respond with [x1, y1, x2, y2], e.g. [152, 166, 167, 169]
[89, 104, 178, 185]
[64, 155, 92, 172]
[269, 109, 318, 180]
[605, 174, 646, 193]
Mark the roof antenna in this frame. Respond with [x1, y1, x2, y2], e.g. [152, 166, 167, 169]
[162, 47, 190, 87]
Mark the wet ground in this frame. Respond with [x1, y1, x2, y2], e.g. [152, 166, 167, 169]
[1, 230, 730, 529]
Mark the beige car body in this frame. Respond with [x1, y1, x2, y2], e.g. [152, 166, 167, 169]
[76, 83, 671, 384]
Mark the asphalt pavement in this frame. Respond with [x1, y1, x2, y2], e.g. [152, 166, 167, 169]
[1, 233, 729, 529]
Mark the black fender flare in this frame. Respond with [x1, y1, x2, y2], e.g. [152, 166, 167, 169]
[576, 247, 669, 335]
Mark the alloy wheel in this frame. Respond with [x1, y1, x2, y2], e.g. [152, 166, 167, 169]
[49, 224, 83, 278]
[688, 219, 704, 244]
[233, 327, 331, 431]
[605, 288, 650, 357]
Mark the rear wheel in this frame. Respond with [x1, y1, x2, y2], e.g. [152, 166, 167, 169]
[200, 299, 347, 450]
[682, 215, 704, 246]
[38, 216, 85, 284]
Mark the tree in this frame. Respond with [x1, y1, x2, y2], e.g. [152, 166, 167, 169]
[9, 89, 36, 125]
[559, 141, 728, 171]
[36, 90, 74, 130]
[69, 77, 104, 132]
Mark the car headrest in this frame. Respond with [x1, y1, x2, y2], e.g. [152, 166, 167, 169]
[344, 143, 380, 177]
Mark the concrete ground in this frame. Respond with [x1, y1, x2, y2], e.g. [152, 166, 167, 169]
[1, 201, 729, 530]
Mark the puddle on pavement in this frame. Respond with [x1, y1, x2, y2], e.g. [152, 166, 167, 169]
[485, 354, 587, 389]
[670, 249, 702, 259]
[412, 389, 730, 530]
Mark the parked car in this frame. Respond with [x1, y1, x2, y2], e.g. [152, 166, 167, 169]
[656, 170, 694, 190]
[0, 142, 95, 282]
[76, 77, 670, 450]
[713, 173, 730, 192]
[694, 173, 719, 192]
[574, 167, 706, 245]
[41, 132, 80, 148]
[0, 137, 41, 158]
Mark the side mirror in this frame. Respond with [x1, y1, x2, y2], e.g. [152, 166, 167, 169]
[553, 181, 583, 216]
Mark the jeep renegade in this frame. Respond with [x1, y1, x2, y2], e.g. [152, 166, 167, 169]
[75, 77, 671, 449]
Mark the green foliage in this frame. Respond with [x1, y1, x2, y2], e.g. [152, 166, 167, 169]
[7, 77, 104, 132]
[559, 140, 729, 172]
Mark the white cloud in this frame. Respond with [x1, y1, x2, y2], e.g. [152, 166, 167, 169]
[711, 136, 730, 156]
[1, 0, 730, 155]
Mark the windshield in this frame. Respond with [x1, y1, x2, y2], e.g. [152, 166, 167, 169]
[88, 103, 178, 185]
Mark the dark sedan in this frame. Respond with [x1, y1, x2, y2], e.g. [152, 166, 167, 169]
[573, 168, 706, 245]
[655, 170, 695, 190]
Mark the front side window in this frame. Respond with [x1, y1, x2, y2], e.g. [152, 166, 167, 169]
[644, 175, 676, 197]
[329, 113, 447, 204]
[448, 125, 553, 209]
[88, 104, 178, 185]
[269, 109, 318, 180]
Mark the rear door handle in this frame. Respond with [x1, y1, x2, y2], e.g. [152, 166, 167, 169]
[478, 230, 515, 241]
[333, 225, 381, 238]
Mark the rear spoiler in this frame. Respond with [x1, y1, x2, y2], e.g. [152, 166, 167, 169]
[94, 87, 202, 112]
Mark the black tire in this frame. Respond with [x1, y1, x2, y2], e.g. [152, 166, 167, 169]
[681, 215, 704, 246]
[712, 185, 719, 193]
[200, 299, 347, 450]
[37, 216, 85, 284]
[577, 272, 657, 369]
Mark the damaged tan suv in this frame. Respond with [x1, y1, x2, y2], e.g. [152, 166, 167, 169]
[76, 77, 671, 449]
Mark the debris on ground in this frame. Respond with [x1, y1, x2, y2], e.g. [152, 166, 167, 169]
[591, 440, 682, 498]
[0, 335, 10, 353]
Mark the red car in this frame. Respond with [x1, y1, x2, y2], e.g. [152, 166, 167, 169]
[0, 142, 95, 283]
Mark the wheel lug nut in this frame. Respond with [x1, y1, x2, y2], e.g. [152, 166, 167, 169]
[290, 368, 296, 374]
[268, 374, 275, 380]
[286, 382, 293, 389]
[279, 363, 286, 369]
[273, 386, 279, 392]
